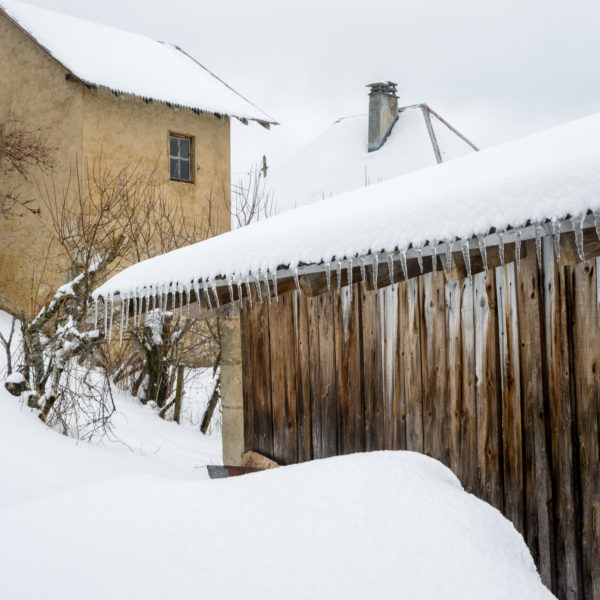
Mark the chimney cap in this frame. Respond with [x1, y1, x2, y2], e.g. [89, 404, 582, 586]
[366, 81, 398, 95]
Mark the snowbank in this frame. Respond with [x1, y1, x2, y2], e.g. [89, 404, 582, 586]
[0, 448, 553, 599]
[0, 0, 275, 124]
[94, 112, 600, 303]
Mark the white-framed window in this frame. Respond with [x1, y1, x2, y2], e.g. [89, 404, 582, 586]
[169, 134, 193, 182]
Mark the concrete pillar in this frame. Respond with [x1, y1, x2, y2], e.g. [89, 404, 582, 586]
[220, 314, 244, 466]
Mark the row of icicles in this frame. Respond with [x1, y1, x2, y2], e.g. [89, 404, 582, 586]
[94, 214, 599, 347]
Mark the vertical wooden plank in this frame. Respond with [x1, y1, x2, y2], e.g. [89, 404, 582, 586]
[241, 297, 273, 459]
[474, 270, 503, 512]
[460, 277, 478, 494]
[397, 278, 423, 452]
[381, 286, 398, 449]
[361, 285, 385, 450]
[420, 271, 448, 464]
[240, 300, 254, 454]
[307, 295, 323, 460]
[571, 259, 600, 600]
[543, 236, 581, 600]
[269, 292, 298, 465]
[334, 284, 364, 454]
[393, 282, 408, 450]
[517, 240, 554, 588]
[495, 262, 525, 535]
[317, 291, 338, 458]
[295, 292, 312, 463]
[445, 280, 462, 476]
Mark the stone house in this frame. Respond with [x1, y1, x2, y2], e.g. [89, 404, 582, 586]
[0, 0, 275, 315]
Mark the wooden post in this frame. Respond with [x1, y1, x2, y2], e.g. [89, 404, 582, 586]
[173, 364, 184, 424]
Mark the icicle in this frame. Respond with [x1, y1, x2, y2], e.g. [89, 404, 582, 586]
[94, 297, 99, 329]
[360, 258, 367, 289]
[347, 258, 353, 288]
[254, 274, 263, 303]
[202, 281, 211, 310]
[572, 213, 585, 261]
[515, 230, 522, 273]
[477, 235, 488, 278]
[416, 247, 423, 273]
[387, 253, 394, 284]
[294, 267, 301, 294]
[272, 271, 279, 302]
[337, 260, 342, 290]
[498, 232, 505, 266]
[444, 241, 453, 274]
[104, 295, 108, 333]
[119, 297, 124, 346]
[108, 296, 114, 343]
[263, 271, 272, 305]
[193, 281, 200, 314]
[373, 255, 379, 290]
[431, 240, 438, 276]
[228, 279, 235, 305]
[124, 294, 130, 330]
[595, 210, 600, 240]
[137, 296, 142, 327]
[325, 262, 332, 292]
[534, 222, 544, 270]
[237, 280, 244, 308]
[244, 278, 253, 308]
[461, 239, 472, 279]
[552, 220, 561, 263]
[186, 284, 191, 316]
[400, 249, 408, 281]
[212, 281, 220, 308]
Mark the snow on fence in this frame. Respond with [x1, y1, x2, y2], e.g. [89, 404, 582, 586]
[239, 234, 599, 600]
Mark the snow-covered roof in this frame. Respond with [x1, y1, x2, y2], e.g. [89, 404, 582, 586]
[0, 0, 276, 125]
[94, 112, 600, 305]
[269, 104, 477, 210]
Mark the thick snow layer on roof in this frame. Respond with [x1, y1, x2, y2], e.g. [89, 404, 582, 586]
[94, 112, 600, 301]
[269, 105, 475, 210]
[0, 0, 275, 123]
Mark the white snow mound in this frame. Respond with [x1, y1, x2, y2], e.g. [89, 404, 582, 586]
[0, 449, 553, 599]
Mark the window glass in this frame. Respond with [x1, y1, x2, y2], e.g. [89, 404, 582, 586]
[170, 158, 179, 180]
[179, 160, 190, 181]
[179, 138, 190, 158]
[169, 137, 179, 156]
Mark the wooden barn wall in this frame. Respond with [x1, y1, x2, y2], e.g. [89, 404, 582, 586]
[240, 240, 600, 600]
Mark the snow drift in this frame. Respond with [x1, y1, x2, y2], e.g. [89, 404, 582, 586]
[0, 443, 553, 599]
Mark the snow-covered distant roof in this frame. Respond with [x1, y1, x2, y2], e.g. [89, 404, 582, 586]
[269, 104, 477, 210]
[94, 112, 600, 303]
[0, 0, 276, 125]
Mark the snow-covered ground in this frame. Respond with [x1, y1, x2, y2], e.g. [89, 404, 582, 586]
[0, 312, 553, 599]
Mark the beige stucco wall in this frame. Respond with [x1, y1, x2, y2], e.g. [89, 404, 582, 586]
[81, 87, 231, 236]
[0, 11, 84, 314]
[0, 12, 231, 317]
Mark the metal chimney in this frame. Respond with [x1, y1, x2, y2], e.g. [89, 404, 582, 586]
[367, 81, 399, 152]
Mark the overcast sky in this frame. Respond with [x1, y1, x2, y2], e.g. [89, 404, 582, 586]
[25, 0, 600, 174]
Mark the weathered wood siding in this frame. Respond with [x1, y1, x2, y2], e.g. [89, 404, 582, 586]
[241, 240, 600, 600]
